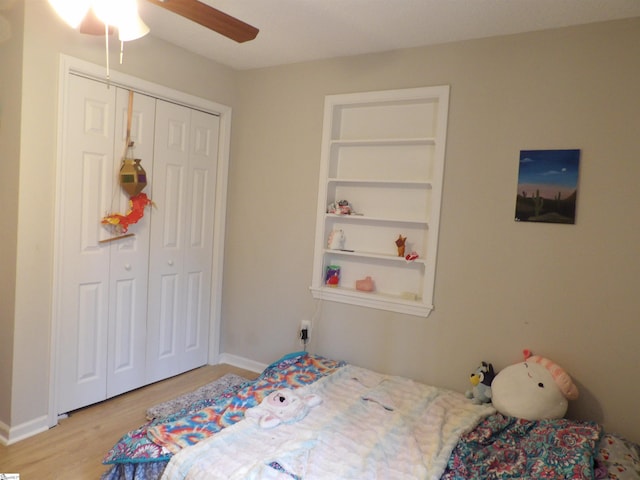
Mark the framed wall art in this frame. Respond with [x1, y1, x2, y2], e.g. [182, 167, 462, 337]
[515, 149, 580, 224]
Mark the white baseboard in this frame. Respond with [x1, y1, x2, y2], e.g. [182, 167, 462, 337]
[215, 353, 267, 373]
[0, 415, 48, 446]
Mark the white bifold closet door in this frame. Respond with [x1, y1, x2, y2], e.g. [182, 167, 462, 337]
[56, 75, 220, 414]
[145, 100, 219, 383]
[57, 75, 155, 413]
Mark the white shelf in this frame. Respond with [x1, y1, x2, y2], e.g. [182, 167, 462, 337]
[323, 248, 427, 265]
[309, 285, 432, 317]
[328, 178, 433, 187]
[330, 137, 436, 146]
[311, 86, 449, 317]
[325, 213, 428, 226]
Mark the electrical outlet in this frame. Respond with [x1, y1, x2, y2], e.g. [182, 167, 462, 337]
[299, 320, 311, 343]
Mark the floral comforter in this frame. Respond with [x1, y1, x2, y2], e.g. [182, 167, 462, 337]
[441, 414, 602, 479]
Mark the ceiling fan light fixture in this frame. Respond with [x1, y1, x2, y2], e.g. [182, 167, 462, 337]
[118, 12, 150, 41]
[92, 0, 132, 27]
[90, 0, 149, 41]
[48, 0, 91, 28]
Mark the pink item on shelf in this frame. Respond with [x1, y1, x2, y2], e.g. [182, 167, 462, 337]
[405, 252, 419, 262]
[355, 276, 374, 292]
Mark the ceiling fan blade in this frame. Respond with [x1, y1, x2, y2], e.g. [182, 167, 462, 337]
[145, 0, 259, 43]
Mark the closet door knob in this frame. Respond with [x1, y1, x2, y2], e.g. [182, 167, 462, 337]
[124, 264, 132, 271]
[168, 260, 174, 266]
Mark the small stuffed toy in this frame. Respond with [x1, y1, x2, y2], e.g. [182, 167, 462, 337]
[245, 388, 322, 429]
[491, 349, 579, 420]
[465, 361, 495, 404]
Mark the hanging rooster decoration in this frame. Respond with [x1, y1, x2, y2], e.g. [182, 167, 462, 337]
[101, 173, 153, 234]
[101, 91, 154, 239]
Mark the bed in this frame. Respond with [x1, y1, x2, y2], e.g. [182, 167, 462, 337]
[101, 352, 640, 480]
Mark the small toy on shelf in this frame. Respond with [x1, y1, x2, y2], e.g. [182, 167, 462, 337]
[355, 276, 375, 292]
[395, 234, 407, 257]
[327, 228, 345, 250]
[465, 361, 496, 405]
[405, 251, 419, 262]
[327, 199, 354, 215]
[325, 265, 340, 287]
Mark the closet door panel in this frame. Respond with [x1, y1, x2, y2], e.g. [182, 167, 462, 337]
[185, 272, 204, 350]
[181, 111, 219, 369]
[107, 89, 156, 398]
[146, 100, 190, 381]
[111, 279, 135, 370]
[162, 164, 186, 247]
[76, 283, 104, 381]
[57, 75, 115, 413]
[158, 273, 179, 358]
[147, 103, 219, 381]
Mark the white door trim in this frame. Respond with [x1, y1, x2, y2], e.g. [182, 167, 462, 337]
[49, 54, 231, 428]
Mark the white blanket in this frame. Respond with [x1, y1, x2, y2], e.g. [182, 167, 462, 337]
[161, 365, 495, 480]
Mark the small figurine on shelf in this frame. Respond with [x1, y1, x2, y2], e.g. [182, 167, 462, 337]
[355, 276, 375, 292]
[405, 251, 419, 262]
[325, 265, 341, 287]
[327, 228, 345, 250]
[395, 234, 407, 257]
[327, 199, 354, 215]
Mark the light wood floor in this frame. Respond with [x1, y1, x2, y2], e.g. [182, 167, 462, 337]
[0, 364, 257, 479]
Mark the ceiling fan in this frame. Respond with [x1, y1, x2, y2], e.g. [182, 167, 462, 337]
[51, 0, 259, 43]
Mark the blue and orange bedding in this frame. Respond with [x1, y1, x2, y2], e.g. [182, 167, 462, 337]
[101, 352, 344, 476]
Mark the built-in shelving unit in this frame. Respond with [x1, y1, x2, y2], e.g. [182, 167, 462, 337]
[310, 86, 450, 317]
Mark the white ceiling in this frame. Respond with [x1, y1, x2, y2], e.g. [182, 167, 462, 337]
[139, 0, 640, 70]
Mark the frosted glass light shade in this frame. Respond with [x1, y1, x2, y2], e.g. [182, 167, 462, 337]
[118, 12, 150, 41]
[48, 0, 91, 28]
[93, 0, 129, 26]
[49, 0, 149, 42]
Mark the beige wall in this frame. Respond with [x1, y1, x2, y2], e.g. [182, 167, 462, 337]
[0, 1, 24, 430]
[224, 18, 640, 441]
[3, 0, 236, 434]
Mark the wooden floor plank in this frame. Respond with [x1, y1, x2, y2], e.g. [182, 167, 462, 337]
[0, 364, 256, 479]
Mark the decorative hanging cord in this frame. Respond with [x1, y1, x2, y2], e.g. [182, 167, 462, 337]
[105, 23, 110, 86]
[125, 89, 134, 153]
[107, 89, 135, 217]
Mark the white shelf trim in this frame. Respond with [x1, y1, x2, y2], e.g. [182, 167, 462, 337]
[328, 178, 433, 187]
[325, 213, 429, 226]
[310, 286, 433, 317]
[330, 137, 436, 146]
[323, 248, 427, 265]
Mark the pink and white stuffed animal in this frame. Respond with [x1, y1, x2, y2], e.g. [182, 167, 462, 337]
[246, 388, 322, 429]
[491, 349, 579, 420]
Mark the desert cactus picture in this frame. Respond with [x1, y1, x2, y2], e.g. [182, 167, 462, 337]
[515, 149, 580, 224]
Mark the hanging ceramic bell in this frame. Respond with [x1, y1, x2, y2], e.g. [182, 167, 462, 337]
[119, 157, 147, 196]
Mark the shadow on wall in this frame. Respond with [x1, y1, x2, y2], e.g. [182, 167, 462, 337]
[566, 379, 604, 426]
